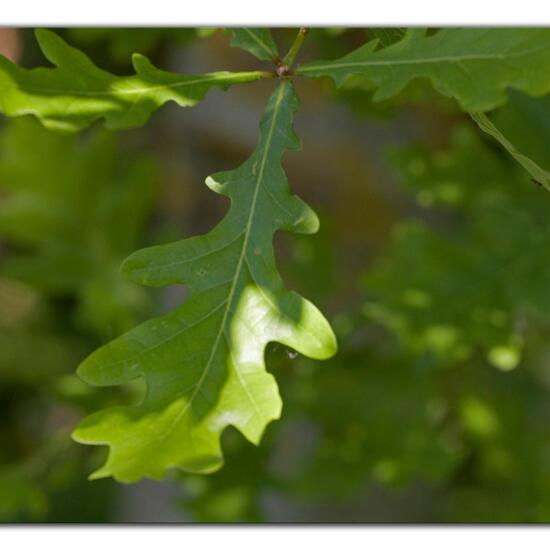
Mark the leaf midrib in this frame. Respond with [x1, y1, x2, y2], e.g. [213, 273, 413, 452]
[298, 40, 550, 74]
[2, 70, 269, 98]
[243, 29, 276, 59]
[157, 81, 288, 442]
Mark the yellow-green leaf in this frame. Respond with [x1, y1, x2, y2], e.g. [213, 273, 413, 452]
[0, 29, 270, 131]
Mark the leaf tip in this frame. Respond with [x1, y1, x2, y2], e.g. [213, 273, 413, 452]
[314, 324, 339, 361]
[34, 28, 63, 55]
[88, 467, 111, 482]
[74, 357, 92, 384]
[69, 424, 87, 446]
[132, 52, 153, 74]
[34, 27, 52, 43]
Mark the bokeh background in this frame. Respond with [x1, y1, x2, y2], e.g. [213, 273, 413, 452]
[2, 27, 550, 522]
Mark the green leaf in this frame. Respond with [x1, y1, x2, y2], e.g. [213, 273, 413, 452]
[471, 91, 550, 190]
[228, 28, 279, 62]
[298, 28, 550, 111]
[72, 81, 337, 483]
[0, 29, 270, 131]
[471, 112, 550, 190]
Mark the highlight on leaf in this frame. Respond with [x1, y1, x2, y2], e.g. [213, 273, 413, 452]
[0, 29, 272, 131]
[71, 80, 337, 482]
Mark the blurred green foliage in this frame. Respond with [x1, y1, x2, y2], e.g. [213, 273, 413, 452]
[0, 118, 157, 337]
[366, 123, 550, 369]
[0, 116, 157, 521]
[66, 28, 213, 66]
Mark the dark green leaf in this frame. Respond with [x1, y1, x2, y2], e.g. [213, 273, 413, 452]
[471, 91, 550, 190]
[228, 28, 279, 62]
[72, 81, 337, 482]
[298, 28, 550, 111]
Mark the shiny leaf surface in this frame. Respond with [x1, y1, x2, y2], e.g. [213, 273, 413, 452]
[0, 29, 270, 131]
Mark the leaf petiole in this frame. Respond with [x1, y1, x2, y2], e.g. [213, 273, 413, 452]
[283, 27, 309, 68]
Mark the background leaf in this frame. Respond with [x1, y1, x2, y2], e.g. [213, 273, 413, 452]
[298, 28, 550, 111]
[227, 28, 280, 62]
[471, 91, 550, 189]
